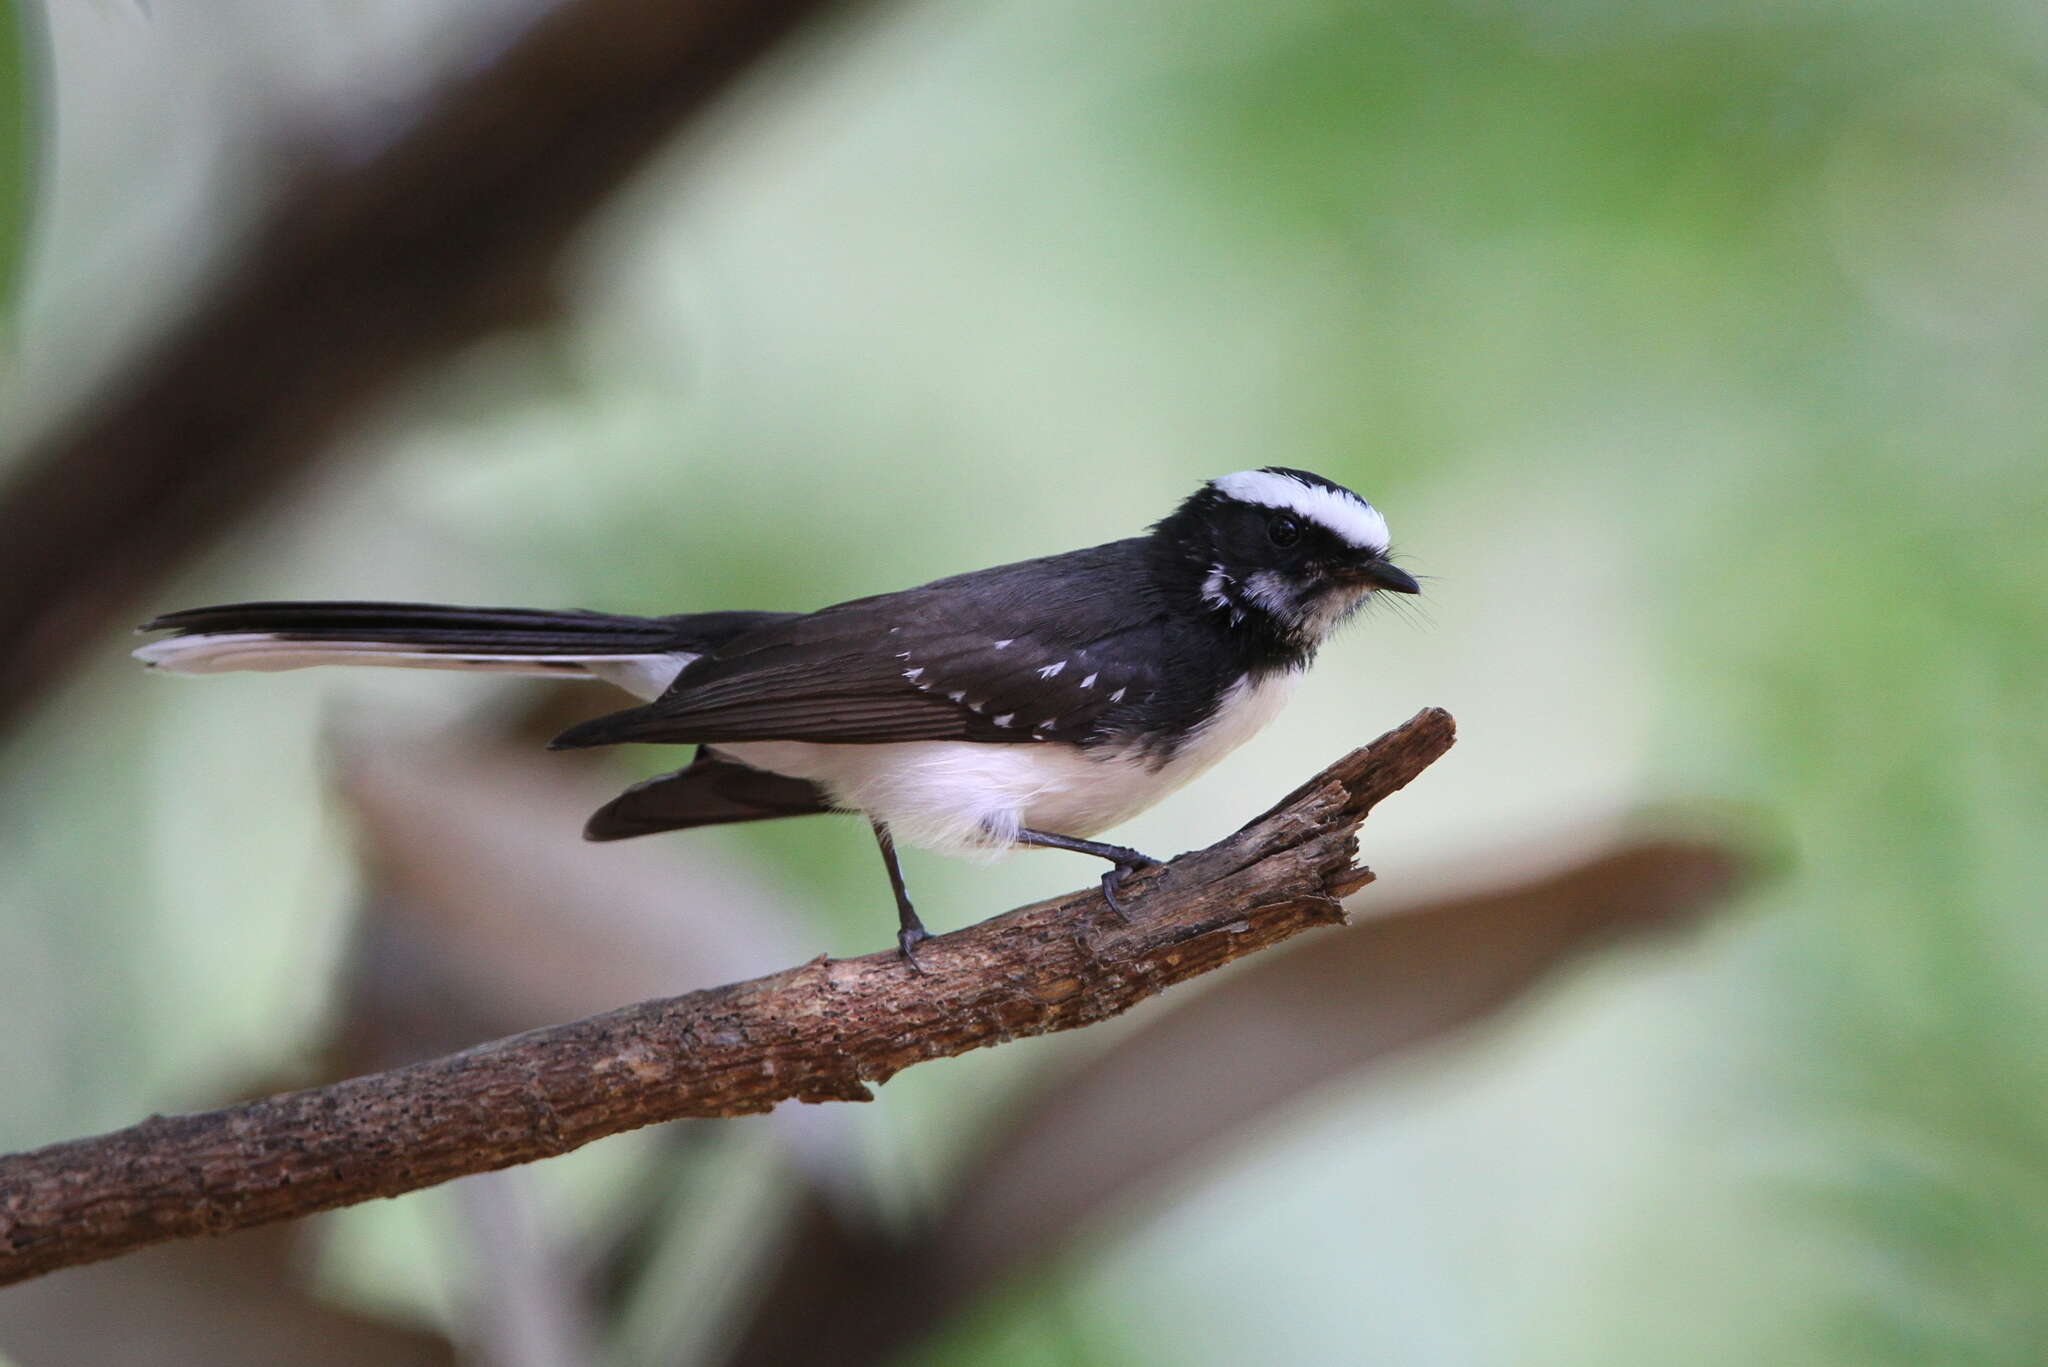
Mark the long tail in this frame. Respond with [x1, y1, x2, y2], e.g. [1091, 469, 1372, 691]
[134, 601, 790, 701]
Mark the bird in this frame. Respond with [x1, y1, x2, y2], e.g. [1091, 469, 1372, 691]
[135, 467, 1418, 964]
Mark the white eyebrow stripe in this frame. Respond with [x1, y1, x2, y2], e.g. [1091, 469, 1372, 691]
[1211, 469, 1390, 551]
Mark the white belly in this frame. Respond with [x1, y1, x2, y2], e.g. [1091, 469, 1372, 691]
[719, 670, 1300, 855]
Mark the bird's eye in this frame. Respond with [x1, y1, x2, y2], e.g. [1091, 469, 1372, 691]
[1267, 514, 1302, 548]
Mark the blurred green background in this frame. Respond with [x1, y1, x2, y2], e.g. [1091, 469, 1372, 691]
[2, 0, 2046, 1363]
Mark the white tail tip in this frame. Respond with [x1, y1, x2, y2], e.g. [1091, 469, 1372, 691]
[134, 632, 692, 699]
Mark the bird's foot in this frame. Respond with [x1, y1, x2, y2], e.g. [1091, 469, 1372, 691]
[897, 925, 931, 973]
[1009, 827, 1163, 925]
[1098, 848, 1162, 923]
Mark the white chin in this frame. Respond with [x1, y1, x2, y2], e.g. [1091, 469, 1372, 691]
[1296, 584, 1371, 640]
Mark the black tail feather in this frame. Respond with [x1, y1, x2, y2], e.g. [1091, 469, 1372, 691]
[139, 601, 679, 652]
[138, 601, 797, 657]
[584, 751, 834, 840]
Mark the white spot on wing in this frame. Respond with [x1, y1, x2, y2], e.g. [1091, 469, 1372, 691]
[993, 713, 1016, 727]
[904, 667, 924, 681]
[1109, 687, 1126, 702]
[1036, 660, 1065, 679]
[994, 639, 1014, 650]
[948, 691, 966, 702]
[704, 671, 1303, 858]
[1079, 673, 1097, 689]
[1211, 469, 1390, 551]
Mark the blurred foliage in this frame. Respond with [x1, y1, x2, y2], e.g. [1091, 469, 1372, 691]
[4, 0, 2048, 1363]
[0, 1, 34, 330]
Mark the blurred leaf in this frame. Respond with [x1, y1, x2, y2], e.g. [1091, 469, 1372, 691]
[0, 2, 32, 332]
[0, 1223, 454, 1367]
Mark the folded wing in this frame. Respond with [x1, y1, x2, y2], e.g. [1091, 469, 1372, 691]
[550, 542, 1168, 750]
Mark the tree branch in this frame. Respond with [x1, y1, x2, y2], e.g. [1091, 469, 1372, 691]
[0, 708, 1455, 1288]
[719, 836, 1741, 1367]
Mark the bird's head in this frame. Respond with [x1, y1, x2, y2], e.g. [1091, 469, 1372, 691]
[1154, 467, 1418, 650]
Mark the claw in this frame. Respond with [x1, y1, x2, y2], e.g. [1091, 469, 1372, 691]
[1099, 867, 1133, 923]
[1011, 828, 1162, 927]
[898, 926, 930, 973]
[1100, 855, 1159, 923]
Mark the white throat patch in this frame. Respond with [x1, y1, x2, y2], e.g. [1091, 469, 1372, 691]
[1211, 469, 1389, 552]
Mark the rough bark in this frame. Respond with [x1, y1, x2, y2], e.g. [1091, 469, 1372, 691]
[0, 708, 1455, 1287]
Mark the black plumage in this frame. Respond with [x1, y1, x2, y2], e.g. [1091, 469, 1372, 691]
[545, 539, 1268, 757]
[133, 468, 1418, 961]
[583, 749, 833, 840]
[139, 601, 793, 658]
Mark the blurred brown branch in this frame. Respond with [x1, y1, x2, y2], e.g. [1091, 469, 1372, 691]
[0, 707, 1455, 1289]
[721, 835, 1743, 1366]
[0, 0, 853, 734]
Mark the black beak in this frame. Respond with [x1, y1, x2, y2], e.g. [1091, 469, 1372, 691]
[1361, 558, 1420, 594]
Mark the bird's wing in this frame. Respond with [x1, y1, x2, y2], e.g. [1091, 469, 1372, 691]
[583, 749, 835, 840]
[550, 543, 1170, 749]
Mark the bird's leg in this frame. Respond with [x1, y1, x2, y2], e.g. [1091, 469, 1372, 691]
[1011, 828, 1162, 923]
[871, 820, 929, 970]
